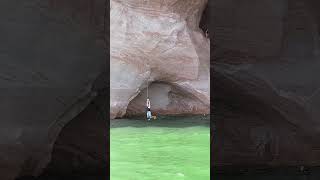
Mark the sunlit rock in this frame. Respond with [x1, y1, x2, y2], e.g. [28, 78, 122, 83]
[110, 0, 210, 118]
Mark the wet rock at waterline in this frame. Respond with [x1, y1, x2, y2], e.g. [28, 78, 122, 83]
[110, 0, 210, 119]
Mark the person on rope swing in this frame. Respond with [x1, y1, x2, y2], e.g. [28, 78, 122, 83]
[146, 98, 156, 121]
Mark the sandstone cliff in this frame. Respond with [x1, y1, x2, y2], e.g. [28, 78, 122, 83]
[110, 0, 210, 118]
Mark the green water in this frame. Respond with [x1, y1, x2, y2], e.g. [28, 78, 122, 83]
[111, 115, 210, 180]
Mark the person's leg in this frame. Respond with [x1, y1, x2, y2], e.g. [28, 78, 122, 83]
[147, 111, 151, 120]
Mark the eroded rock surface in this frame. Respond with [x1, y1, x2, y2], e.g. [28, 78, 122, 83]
[212, 0, 320, 169]
[110, 0, 210, 118]
[0, 0, 106, 179]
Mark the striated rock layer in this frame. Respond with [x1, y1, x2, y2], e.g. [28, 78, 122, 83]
[110, 0, 210, 118]
[212, 0, 320, 170]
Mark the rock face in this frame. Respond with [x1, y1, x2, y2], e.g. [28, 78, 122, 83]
[39, 94, 108, 178]
[110, 0, 210, 118]
[0, 0, 106, 179]
[212, 0, 320, 170]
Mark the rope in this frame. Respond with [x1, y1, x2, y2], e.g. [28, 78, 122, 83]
[147, 83, 149, 98]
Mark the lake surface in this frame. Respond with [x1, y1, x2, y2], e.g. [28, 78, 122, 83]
[110, 115, 210, 180]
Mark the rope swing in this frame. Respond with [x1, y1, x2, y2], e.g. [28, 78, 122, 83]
[147, 81, 149, 98]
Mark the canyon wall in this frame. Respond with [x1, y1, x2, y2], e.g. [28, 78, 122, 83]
[0, 0, 106, 179]
[212, 0, 320, 169]
[110, 0, 210, 118]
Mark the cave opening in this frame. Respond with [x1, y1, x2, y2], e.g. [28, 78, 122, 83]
[124, 81, 208, 118]
[125, 81, 183, 117]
